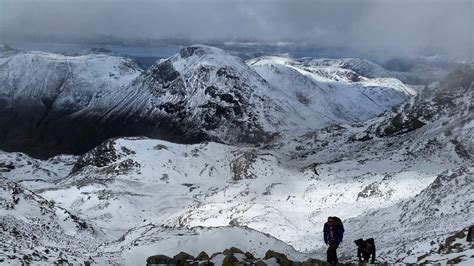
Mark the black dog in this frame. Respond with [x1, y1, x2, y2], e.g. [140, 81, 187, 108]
[354, 238, 376, 263]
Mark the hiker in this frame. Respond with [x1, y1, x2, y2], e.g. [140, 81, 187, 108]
[354, 238, 376, 263]
[323, 216, 345, 265]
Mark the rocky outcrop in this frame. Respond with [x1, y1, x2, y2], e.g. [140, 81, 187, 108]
[374, 65, 473, 137]
[467, 226, 474, 242]
[146, 249, 333, 265]
[0, 177, 98, 264]
[416, 226, 474, 264]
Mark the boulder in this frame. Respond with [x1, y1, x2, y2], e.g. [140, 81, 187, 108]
[244, 251, 255, 259]
[173, 251, 195, 265]
[196, 251, 210, 261]
[223, 247, 244, 256]
[222, 254, 239, 266]
[263, 250, 293, 266]
[173, 251, 194, 261]
[146, 255, 173, 265]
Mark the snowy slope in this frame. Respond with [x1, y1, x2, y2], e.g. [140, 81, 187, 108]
[373, 64, 474, 138]
[0, 48, 142, 158]
[302, 57, 452, 85]
[302, 58, 399, 79]
[0, 150, 77, 186]
[0, 177, 99, 264]
[248, 56, 415, 128]
[337, 167, 473, 264]
[415, 226, 474, 265]
[96, 225, 304, 264]
[319, 65, 474, 264]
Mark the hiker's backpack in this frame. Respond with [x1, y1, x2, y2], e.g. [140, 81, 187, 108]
[332, 216, 345, 240]
[332, 216, 344, 229]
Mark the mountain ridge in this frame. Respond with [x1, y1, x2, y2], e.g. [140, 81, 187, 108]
[0, 44, 416, 158]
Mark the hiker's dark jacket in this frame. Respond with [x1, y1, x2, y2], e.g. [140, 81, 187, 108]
[323, 222, 344, 246]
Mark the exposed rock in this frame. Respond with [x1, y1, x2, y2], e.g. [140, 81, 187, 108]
[357, 182, 385, 199]
[146, 255, 173, 265]
[222, 254, 239, 266]
[447, 255, 465, 264]
[375, 65, 473, 137]
[467, 226, 474, 242]
[230, 152, 258, 181]
[195, 251, 210, 261]
[146, 249, 330, 266]
[263, 250, 293, 266]
[244, 251, 255, 259]
[0, 161, 15, 172]
[71, 139, 120, 173]
[223, 247, 244, 255]
[415, 225, 474, 264]
[173, 251, 195, 262]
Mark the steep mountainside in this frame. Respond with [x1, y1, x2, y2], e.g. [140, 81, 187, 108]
[338, 167, 473, 264]
[0, 48, 142, 158]
[302, 57, 452, 85]
[248, 56, 415, 127]
[0, 177, 99, 264]
[373, 65, 473, 138]
[321, 65, 474, 263]
[0, 45, 415, 158]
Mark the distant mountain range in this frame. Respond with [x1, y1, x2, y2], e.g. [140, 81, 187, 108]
[1, 44, 418, 158]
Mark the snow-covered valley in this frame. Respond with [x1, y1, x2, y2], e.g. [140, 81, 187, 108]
[0, 44, 472, 264]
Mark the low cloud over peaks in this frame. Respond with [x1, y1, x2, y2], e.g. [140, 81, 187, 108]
[0, 0, 472, 59]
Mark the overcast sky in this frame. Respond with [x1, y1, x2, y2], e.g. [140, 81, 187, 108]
[0, 0, 472, 59]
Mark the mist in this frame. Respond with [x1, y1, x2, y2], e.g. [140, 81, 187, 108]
[0, 0, 472, 60]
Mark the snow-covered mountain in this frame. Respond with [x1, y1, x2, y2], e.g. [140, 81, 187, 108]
[373, 64, 474, 138]
[0, 44, 414, 158]
[248, 56, 415, 127]
[0, 44, 472, 264]
[0, 47, 142, 158]
[302, 57, 453, 85]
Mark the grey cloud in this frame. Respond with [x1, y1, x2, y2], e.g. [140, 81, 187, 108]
[0, 0, 472, 59]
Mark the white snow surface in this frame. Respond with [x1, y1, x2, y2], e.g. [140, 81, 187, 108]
[0, 50, 142, 107]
